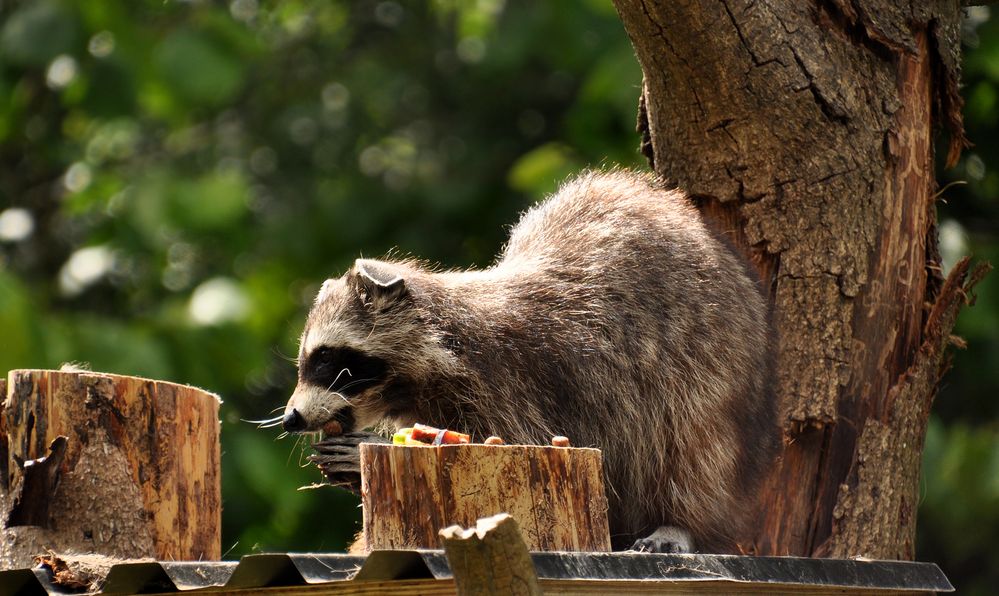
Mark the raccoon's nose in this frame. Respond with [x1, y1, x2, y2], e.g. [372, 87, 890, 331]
[282, 408, 307, 432]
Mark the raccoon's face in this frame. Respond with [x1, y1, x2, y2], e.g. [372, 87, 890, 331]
[283, 258, 416, 434]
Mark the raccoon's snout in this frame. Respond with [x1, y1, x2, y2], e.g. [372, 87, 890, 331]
[282, 408, 306, 432]
[283, 384, 359, 434]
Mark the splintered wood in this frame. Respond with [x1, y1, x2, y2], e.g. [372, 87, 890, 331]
[360, 443, 610, 552]
[441, 513, 542, 596]
[0, 369, 221, 568]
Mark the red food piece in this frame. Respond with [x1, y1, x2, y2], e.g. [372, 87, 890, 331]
[410, 423, 471, 445]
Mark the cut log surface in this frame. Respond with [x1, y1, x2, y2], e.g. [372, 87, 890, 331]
[0, 369, 221, 569]
[360, 443, 610, 552]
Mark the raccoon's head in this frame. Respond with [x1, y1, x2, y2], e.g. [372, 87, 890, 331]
[283, 258, 437, 434]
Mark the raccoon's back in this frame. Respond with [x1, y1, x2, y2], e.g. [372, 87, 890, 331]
[480, 169, 775, 550]
[499, 170, 709, 273]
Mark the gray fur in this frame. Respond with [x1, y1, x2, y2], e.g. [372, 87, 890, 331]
[286, 170, 777, 552]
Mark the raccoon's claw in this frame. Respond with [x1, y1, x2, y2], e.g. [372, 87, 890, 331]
[629, 526, 694, 554]
[310, 432, 388, 495]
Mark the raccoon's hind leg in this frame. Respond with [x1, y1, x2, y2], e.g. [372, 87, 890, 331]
[630, 526, 694, 553]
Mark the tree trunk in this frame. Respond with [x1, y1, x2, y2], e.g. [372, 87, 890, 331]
[612, 0, 988, 559]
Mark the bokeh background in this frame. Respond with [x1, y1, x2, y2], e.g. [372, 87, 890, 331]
[0, 1, 994, 593]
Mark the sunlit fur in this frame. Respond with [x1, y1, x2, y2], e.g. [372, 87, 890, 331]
[287, 170, 777, 552]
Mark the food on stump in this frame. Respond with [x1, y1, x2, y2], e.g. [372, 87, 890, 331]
[392, 423, 471, 446]
[551, 436, 571, 447]
[484, 436, 505, 445]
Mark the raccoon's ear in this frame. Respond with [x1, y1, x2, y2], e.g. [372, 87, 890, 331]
[354, 258, 407, 308]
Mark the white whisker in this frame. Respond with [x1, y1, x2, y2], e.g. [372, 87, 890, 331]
[326, 367, 352, 393]
[339, 377, 378, 391]
[241, 415, 284, 425]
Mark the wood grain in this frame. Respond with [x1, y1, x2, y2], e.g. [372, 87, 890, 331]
[0, 369, 221, 567]
[441, 513, 542, 596]
[360, 443, 610, 552]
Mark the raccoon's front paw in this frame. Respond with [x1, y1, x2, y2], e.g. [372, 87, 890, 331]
[629, 526, 694, 554]
[310, 432, 388, 495]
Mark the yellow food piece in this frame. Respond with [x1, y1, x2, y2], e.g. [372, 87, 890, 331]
[392, 428, 413, 444]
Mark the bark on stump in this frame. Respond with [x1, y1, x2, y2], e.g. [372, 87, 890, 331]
[611, 0, 989, 559]
[441, 513, 543, 596]
[360, 443, 610, 552]
[0, 370, 221, 568]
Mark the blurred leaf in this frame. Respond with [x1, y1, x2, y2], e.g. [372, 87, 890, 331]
[919, 417, 999, 594]
[0, 271, 45, 370]
[170, 170, 249, 231]
[153, 29, 246, 108]
[508, 142, 577, 197]
[83, 58, 138, 118]
[64, 317, 174, 380]
[0, 1, 79, 68]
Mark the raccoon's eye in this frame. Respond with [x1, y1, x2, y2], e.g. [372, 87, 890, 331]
[313, 347, 336, 371]
[302, 346, 389, 396]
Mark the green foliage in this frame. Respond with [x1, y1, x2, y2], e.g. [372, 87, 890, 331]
[925, 8, 999, 595]
[153, 29, 249, 109]
[0, 2, 79, 68]
[0, 2, 994, 593]
[0, 0, 642, 558]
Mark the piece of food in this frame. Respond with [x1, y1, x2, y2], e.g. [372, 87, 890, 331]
[483, 436, 505, 445]
[322, 420, 343, 436]
[410, 423, 470, 445]
[551, 435, 571, 447]
[392, 423, 471, 446]
[391, 428, 424, 445]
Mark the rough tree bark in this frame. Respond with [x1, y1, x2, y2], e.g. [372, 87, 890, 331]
[612, 0, 989, 559]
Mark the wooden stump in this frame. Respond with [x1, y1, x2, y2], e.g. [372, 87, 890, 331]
[0, 370, 221, 568]
[360, 443, 610, 552]
[441, 513, 543, 596]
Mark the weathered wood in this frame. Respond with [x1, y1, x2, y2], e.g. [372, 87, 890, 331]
[7, 435, 67, 527]
[440, 513, 542, 596]
[611, 0, 985, 559]
[360, 443, 610, 552]
[0, 369, 221, 568]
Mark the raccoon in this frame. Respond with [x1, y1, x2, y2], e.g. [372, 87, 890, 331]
[282, 170, 777, 553]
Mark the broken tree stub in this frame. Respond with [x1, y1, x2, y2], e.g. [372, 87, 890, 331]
[360, 443, 611, 552]
[0, 370, 221, 568]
